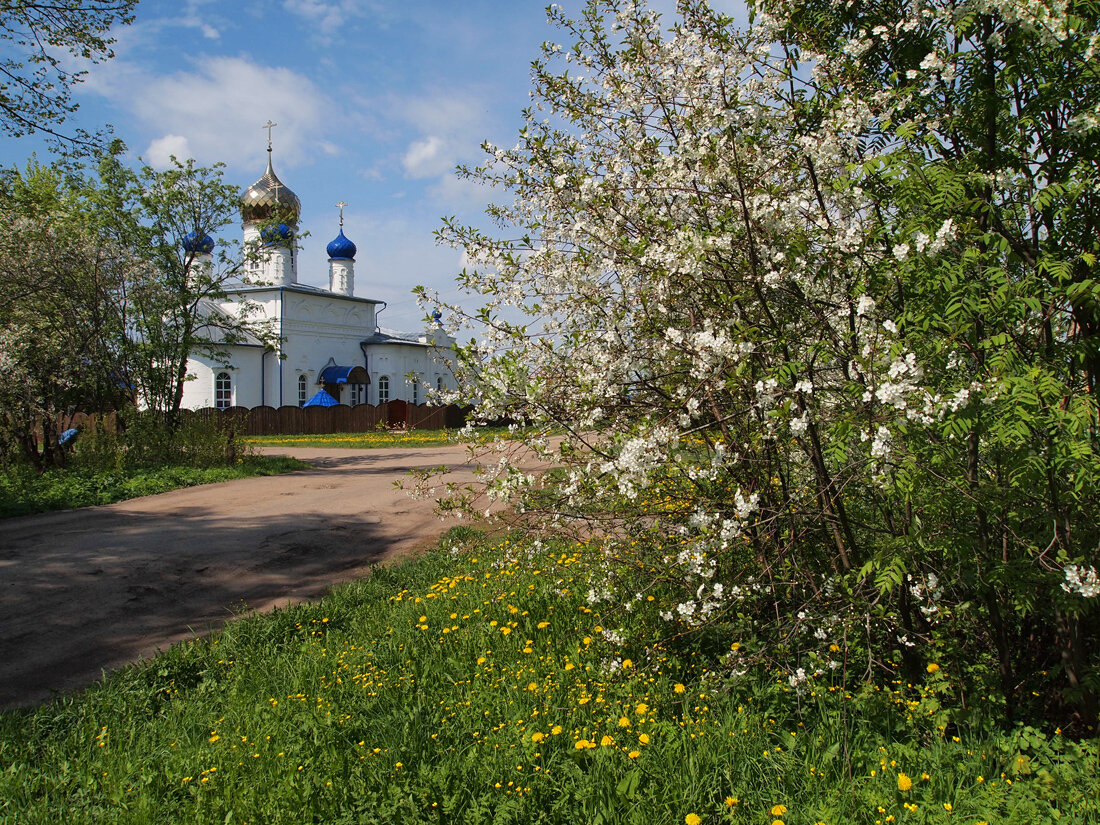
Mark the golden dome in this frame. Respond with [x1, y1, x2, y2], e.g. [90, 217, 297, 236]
[241, 152, 301, 224]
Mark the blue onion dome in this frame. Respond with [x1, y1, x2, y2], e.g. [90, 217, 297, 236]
[260, 223, 294, 245]
[241, 154, 301, 224]
[326, 227, 357, 260]
[182, 231, 215, 254]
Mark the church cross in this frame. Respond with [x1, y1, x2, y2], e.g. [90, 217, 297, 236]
[263, 119, 278, 151]
[336, 200, 347, 227]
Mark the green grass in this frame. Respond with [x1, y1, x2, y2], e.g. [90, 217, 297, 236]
[0, 529, 1094, 824]
[243, 427, 516, 450]
[0, 456, 309, 519]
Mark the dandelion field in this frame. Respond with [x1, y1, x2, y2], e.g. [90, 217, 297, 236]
[1, 529, 1094, 824]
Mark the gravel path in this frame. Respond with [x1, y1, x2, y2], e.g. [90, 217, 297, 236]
[0, 444, 479, 709]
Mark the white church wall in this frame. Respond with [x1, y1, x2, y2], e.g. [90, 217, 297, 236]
[364, 342, 456, 405]
[180, 348, 265, 410]
[279, 291, 376, 406]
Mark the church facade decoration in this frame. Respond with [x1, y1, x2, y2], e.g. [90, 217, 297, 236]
[179, 126, 456, 411]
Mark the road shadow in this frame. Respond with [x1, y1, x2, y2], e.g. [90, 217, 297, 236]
[0, 501, 431, 709]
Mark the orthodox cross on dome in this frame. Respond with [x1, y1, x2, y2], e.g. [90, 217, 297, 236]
[336, 200, 347, 227]
[263, 119, 277, 152]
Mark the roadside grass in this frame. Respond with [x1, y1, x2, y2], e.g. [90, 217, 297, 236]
[0, 456, 308, 519]
[244, 427, 514, 450]
[1, 529, 1094, 825]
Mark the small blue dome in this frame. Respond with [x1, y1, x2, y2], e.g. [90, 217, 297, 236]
[326, 228, 357, 260]
[182, 231, 215, 254]
[261, 223, 293, 245]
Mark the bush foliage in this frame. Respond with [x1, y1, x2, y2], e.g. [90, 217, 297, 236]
[421, 0, 1100, 730]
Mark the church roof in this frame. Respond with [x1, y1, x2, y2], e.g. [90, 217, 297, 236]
[182, 231, 215, 254]
[326, 228, 357, 260]
[229, 283, 383, 305]
[319, 364, 369, 384]
[193, 299, 265, 347]
[302, 389, 340, 407]
[361, 327, 437, 348]
[241, 151, 301, 224]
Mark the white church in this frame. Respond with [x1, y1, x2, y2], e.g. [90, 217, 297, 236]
[179, 134, 456, 411]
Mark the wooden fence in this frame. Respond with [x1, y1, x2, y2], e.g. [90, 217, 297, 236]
[67, 402, 469, 437]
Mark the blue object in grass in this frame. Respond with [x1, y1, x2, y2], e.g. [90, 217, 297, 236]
[59, 428, 79, 447]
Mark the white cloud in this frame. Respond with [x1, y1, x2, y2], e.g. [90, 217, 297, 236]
[281, 0, 395, 42]
[402, 136, 447, 178]
[89, 55, 329, 171]
[145, 134, 193, 169]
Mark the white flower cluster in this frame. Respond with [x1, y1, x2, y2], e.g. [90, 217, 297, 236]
[667, 581, 730, 627]
[873, 353, 924, 410]
[586, 584, 613, 605]
[1061, 564, 1100, 598]
[908, 573, 944, 621]
[600, 426, 678, 500]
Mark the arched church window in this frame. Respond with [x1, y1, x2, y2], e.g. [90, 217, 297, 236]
[298, 374, 308, 406]
[215, 371, 232, 410]
[411, 376, 420, 405]
[436, 376, 444, 392]
[378, 375, 390, 404]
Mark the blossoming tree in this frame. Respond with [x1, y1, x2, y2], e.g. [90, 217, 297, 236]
[423, 0, 1100, 726]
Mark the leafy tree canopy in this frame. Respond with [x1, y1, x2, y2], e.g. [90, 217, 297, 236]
[0, 0, 136, 145]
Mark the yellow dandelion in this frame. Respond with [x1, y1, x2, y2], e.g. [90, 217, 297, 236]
[685, 814, 701, 825]
[628, 750, 641, 758]
[926, 663, 940, 673]
[674, 683, 686, 694]
[725, 797, 738, 807]
[551, 725, 563, 735]
[771, 805, 788, 816]
[638, 733, 650, 745]
[897, 772, 913, 791]
[600, 735, 614, 747]
[635, 702, 649, 715]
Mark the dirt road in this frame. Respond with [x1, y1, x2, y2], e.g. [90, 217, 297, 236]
[0, 444, 478, 710]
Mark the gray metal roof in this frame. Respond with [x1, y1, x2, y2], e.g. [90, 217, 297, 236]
[193, 299, 266, 347]
[360, 327, 437, 348]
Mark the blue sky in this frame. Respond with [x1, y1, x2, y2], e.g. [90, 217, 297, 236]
[1, 0, 743, 332]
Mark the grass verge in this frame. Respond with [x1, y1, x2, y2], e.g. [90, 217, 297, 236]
[0, 529, 1094, 824]
[243, 427, 516, 450]
[0, 456, 309, 519]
